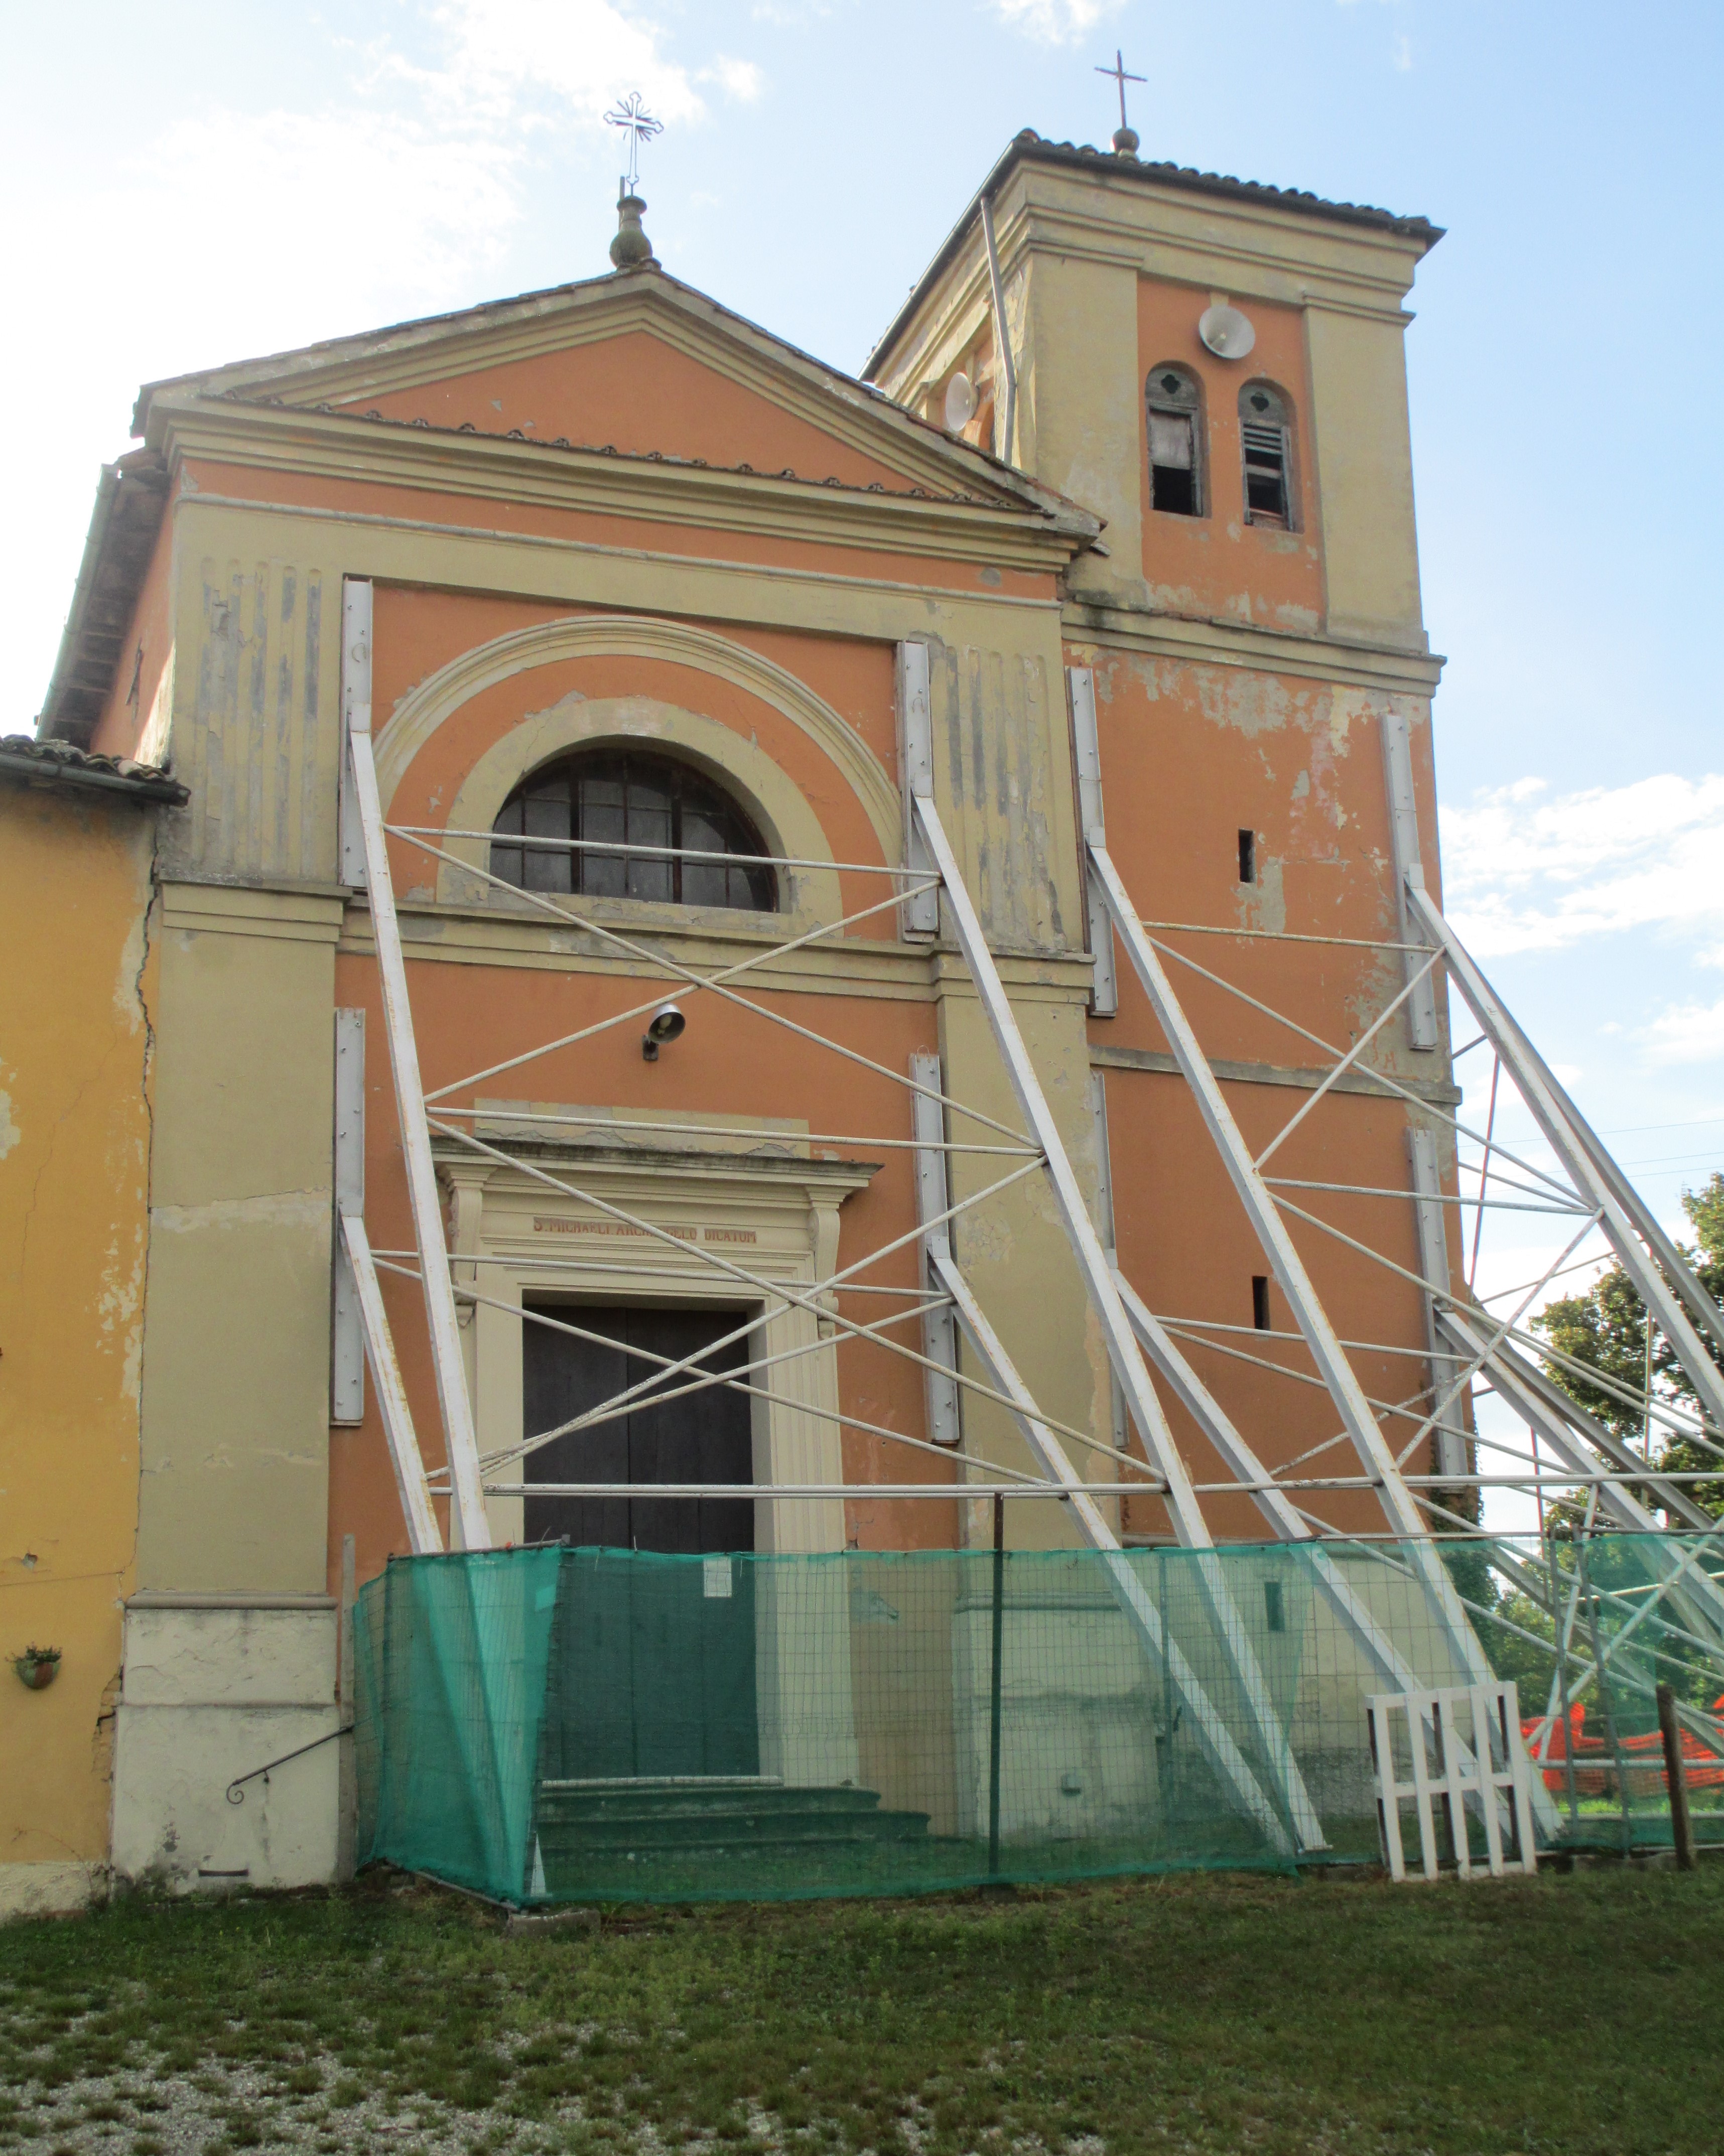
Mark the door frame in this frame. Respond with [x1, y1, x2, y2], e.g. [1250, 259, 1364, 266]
[435, 1130, 876, 1556]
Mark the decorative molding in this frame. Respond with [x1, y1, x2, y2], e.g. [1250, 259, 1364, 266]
[434, 1138, 878, 1558]
[154, 402, 1082, 573]
[375, 612, 901, 875]
[1061, 602, 1443, 695]
[1091, 1041, 1462, 1107]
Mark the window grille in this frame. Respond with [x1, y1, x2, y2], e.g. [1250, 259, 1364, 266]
[490, 750, 778, 911]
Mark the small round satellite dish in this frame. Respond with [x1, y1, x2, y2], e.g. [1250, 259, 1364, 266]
[943, 370, 978, 432]
[1198, 304, 1256, 361]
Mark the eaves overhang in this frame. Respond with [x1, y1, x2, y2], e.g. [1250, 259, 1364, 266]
[38, 450, 170, 748]
[864, 129, 1443, 382]
[0, 732, 187, 805]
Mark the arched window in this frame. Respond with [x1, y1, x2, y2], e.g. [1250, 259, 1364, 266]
[1146, 365, 1204, 517]
[1239, 382, 1294, 529]
[490, 748, 778, 911]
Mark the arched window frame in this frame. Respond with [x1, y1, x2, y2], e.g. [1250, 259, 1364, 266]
[1145, 363, 1206, 518]
[1238, 379, 1298, 531]
[490, 745, 780, 914]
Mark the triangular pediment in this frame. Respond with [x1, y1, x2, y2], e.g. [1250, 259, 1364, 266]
[136, 267, 1087, 525]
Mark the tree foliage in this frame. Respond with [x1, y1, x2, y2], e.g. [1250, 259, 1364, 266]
[1531, 1173, 1724, 1519]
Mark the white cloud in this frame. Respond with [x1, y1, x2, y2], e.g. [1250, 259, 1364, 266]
[1438, 771, 1724, 958]
[1638, 997, 1724, 1067]
[987, 0, 1124, 46]
[701, 57, 765, 102]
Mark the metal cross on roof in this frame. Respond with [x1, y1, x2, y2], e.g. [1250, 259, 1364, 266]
[1095, 49, 1146, 135]
[604, 91, 663, 197]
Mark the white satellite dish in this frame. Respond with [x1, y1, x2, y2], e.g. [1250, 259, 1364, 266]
[1198, 304, 1256, 361]
[943, 370, 978, 432]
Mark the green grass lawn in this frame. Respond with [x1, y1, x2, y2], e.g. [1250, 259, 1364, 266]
[2, 1862, 1719, 2156]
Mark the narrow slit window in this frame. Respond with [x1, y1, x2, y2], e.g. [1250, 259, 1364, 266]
[1252, 1275, 1271, 1331]
[1238, 828, 1256, 885]
[1264, 1579, 1286, 1634]
[1146, 366, 1203, 517]
[1240, 383, 1293, 528]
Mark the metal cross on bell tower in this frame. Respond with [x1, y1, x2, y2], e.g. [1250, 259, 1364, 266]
[1095, 49, 1146, 157]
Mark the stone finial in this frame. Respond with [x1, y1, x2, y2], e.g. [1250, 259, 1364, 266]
[1112, 125, 1140, 158]
[610, 193, 656, 270]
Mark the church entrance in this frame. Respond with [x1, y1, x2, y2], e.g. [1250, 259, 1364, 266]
[524, 1302, 759, 1779]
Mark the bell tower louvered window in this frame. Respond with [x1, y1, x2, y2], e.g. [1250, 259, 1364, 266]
[1240, 383, 1293, 528]
[1146, 365, 1203, 517]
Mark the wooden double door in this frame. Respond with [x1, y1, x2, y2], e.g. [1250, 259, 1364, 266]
[524, 1302, 759, 1779]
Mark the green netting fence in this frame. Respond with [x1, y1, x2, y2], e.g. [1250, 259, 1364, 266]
[352, 1533, 1724, 1905]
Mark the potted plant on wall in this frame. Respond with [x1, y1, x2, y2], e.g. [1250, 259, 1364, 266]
[14, 1645, 61, 1690]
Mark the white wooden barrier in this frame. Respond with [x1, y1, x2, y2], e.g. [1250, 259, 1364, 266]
[1368, 1683, 1539, 1881]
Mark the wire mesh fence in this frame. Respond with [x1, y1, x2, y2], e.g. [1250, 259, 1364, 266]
[351, 1532, 1724, 1905]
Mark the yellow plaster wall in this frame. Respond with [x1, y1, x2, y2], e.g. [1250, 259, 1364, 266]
[0, 785, 157, 1886]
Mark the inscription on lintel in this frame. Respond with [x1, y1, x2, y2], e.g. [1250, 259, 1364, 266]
[532, 1216, 757, 1246]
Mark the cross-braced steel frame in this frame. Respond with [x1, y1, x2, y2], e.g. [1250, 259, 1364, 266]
[333, 583, 1724, 1849]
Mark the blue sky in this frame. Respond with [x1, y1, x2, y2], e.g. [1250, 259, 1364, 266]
[6, 0, 1721, 1521]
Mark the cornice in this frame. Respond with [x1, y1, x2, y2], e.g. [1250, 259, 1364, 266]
[155, 398, 1088, 574]
[431, 1135, 880, 1196]
[1092, 1041, 1462, 1107]
[169, 488, 1069, 628]
[867, 136, 1434, 382]
[1061, 600, 1444, 696]
[337, 891, 1093, 1003]
[133, 263, 1084, 528]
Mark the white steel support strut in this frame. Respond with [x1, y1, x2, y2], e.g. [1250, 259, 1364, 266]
[1443, 1311, 1724, 1645]
[1107, 1265, 1519, 1757]
[1086, 844, 1430, 1544]
[910, 796, 1321, 1848]
[931, 1248, 1308, 1852]
[340, 1211, 443, 1555]
[1405, 875, 1724, 1437]
[343, 580, 490, 1549]
[913, 797, 1209, 1546]
[1381, 712, 1440, 1051]
[1408, 1126, 1470, 1481]
[1068, 666, 1118, 1016]
[1081, 840, 1496, 1696]
[909, 1051, 963, 1449]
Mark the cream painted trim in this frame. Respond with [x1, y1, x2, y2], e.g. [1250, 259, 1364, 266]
[157, 405, 1088, 569]
[1090, 1041, 1462, 1107]
[1062, 604, 1443, 694]
[337, 895, 1098, 1004]
[433, 693, 844, 930]
[376, 611, 900, 871]
[437, 1141, 876, 1559]
[169, 493, 1069, 625]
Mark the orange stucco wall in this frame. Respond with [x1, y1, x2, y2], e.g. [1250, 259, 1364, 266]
[89, 513, 175, 765]
[1079, 639, 1459, 1524]
[344, 329, 911, 492]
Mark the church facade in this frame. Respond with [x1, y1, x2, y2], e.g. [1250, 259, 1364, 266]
[7, 130, 1462, 1906]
